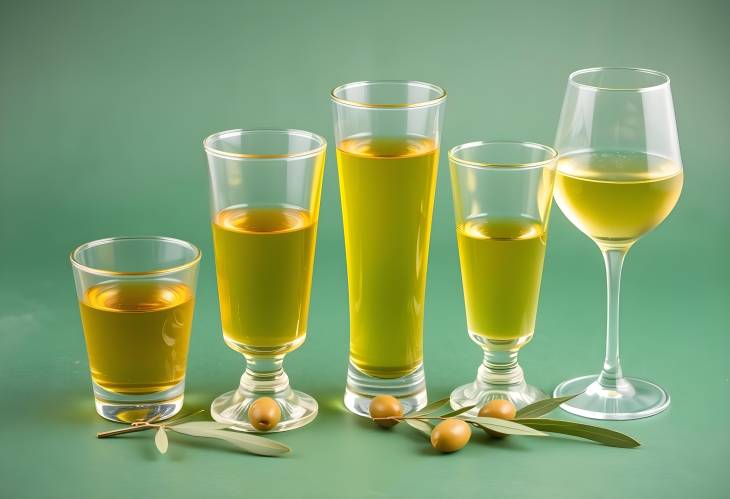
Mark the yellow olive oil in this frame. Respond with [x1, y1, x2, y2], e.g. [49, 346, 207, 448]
[212, 206, 316, 354]
[555, 152, 683, 246]
[337, 136, 438, 378]
[457, 216, 547, 341]
[79, 280, 195, 395]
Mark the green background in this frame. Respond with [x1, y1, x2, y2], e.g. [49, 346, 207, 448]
[1, 0, 728, 497]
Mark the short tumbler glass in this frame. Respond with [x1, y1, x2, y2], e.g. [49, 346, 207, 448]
[71, 236, 201, 423]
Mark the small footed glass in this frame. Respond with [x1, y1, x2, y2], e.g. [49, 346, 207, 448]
[204, 128, 325, 432]
[71, 236, 201, 423]
[448, 141, 557, 412]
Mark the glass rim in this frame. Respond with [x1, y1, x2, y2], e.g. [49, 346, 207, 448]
[330, 80, 447, 109]
[70, 236, 202, 277]
[448, 140, 558, 170]
[203, 128, 327, 160]
[568, 67, 670, 93]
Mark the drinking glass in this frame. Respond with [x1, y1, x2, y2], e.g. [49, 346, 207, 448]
[331, 81, 446, 416]
[71, 236, 201, 423]
[553, 67, 683, 419]
[204, 128, 325, 432]
[449, 141, 557, 411]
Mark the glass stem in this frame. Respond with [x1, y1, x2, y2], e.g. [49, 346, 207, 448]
[597, 248, 628, 389]
[240, 355, 290, 395]
[478, 347, 525, 386]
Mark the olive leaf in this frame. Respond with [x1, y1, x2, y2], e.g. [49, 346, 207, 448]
[154, 427, 168, 454]
[409, 398, 451, 417]
[440, 405, 477, 418]
[163, 409, 205, 425]
[515, 394, 579, 419]
[464, 416, 548, 437]
[169, 422, 290, 456]
[168, 421, 231, 431]
[405, 419, 433, 438]
[515, 418, 640, 448]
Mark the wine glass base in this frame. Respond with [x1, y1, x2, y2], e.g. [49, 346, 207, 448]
[553, 374, 670, 420]
[210, 387, 318, 433]
[450, 379, 546, 415]
[344, 362, 427, 417]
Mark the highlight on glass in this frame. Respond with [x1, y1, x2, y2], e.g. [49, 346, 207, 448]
[331, 80, 446, 416]
[552, 67, 683, 419]
[70, 236, 201, 423]
[448, 141, 557, 412]
[204, 128, 326, 432]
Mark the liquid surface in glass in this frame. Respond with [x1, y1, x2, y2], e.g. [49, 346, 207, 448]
[80, 280, 194, 394]
[337, 136, 438, 378]
[555, 151, 683, 246]
[457, 216, 547, 341]
[212, 206, 316, 354]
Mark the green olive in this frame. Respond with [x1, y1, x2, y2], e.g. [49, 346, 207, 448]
[478, 399, 517, 438]
[430, 419, 472, 453]
[248, 397, 281, 431]
[478, 399, 517, 420]
[369, 395, 404, 428]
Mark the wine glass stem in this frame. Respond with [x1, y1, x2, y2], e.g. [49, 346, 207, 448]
[597, 248, 628, 389]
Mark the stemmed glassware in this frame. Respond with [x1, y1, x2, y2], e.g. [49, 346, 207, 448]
[552, 67, 684, 419]
[204, 129, 326, 431]
[449, 141, 557, 411]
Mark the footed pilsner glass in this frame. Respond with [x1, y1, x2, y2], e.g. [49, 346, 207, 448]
[71, 236, 201, 423]
[449, 141, 557, 412]
[331, 81, 446, 416]
[553, 67, 683, 420]
[204, 129, 325, 432]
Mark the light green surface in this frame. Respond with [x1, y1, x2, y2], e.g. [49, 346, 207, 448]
[1, 1, 728, 497]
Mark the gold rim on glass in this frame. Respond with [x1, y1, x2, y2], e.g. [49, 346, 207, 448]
[330, 80, 447, 109]
[203, 129, 327, 160]
[568, 67, 670, 93]
[70, 236, 202, 277]
[448, 140, 558, 170]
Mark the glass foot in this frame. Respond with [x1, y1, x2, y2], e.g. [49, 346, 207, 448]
[553, 374, 670, 420]
[344, 361, 427, 417]
[450, 338, 546, 414]
[93, 380, 185, 423]
[450, 379, 546, 414]
[211, 387, 318, 433]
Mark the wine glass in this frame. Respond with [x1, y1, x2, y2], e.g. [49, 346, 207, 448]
[553, 67, 683, 420]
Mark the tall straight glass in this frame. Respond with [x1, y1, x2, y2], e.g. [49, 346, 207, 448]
[553, 68, 683, 419]
[204, 129, 325, 432]
[331, 81, 446, 416]
[449, 141, 557, 411]
[71, 236, 200, 423]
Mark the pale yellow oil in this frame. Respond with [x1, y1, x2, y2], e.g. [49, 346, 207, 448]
[337, 136, 438, 378]
[457, 216, 547, 341]
[79, 280, 194, 394]
[212, 206, 316, 354]
[555, 152, 683, 246]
